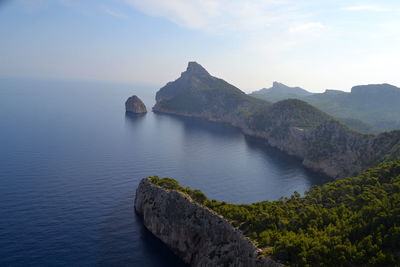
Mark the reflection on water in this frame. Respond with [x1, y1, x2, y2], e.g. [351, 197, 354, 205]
[154, 112, 241, 138]
[124, 112, 146, 129]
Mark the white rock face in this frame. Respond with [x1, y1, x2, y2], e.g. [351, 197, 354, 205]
[134, 178, 281, 267]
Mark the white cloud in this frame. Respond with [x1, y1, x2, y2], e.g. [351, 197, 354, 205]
[123, 0, 305, 32]
[342, 5, 388, 12]
[289, 22, 324, 35]
[102, 6, 128, 19]
[123, 0, 219, 29]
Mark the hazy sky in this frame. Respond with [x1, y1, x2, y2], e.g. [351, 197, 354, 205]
[1, 0, 400, 92]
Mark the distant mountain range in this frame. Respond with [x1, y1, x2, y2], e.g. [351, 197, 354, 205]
[251, 82, 312, 102]
[251, 82, 400, 133]
[153, 62, 400, 179]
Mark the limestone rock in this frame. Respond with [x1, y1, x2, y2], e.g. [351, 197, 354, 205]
[125, 95, 147, 114]
[134, 178, 281, 267]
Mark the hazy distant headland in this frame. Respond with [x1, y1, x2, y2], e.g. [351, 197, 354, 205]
[251, 82, 400, 133]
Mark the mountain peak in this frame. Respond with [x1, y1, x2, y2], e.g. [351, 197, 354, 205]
[272, 81, 286, 87]
[269, 82, 311, 95]
[185, 62, 210, 77]
[324, 89, 346, 95]
[250, 82, 311, 102]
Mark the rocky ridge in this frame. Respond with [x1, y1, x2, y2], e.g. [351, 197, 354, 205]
[250, 81, 312, 102]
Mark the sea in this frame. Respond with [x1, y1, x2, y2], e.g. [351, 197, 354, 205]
[0, 77, 328, 266]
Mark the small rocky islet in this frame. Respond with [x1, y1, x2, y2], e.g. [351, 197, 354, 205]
[125, 95, 147, 114]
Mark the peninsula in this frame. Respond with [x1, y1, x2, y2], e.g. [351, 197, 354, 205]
[135, 159, 400, 266]
[153, 62, 400, 179]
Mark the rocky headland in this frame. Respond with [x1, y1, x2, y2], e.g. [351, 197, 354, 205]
[134, 161, 400, 266]
[153, 62, 400, 179]
[134, 177, 281, 267]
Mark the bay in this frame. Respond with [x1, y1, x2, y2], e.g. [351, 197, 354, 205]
[0, 78, 327, 266]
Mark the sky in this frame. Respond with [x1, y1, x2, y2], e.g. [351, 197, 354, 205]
[1, 0, 400, 92]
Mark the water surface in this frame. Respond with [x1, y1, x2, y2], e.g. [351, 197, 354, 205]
[0, 78, 328, 266]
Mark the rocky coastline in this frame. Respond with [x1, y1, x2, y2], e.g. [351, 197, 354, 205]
[152, 104, 370, 179]
[152, 62, 400, 179]
[134, 178, 281, 267]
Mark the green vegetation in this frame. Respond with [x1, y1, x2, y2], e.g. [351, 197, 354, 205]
[249, 99, 333, 138]
[149, 160, 400, 266]
[162, 91, 208, 113]
[149, 176, 207, 204]
[336, 117, 380, 135]
[251, 83, 400, 133]
[160, 78, 266, 114]
[155, 61, 267, 115]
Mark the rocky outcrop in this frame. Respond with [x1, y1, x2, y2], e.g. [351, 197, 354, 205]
[134, 178, 281, 267]
[125, 95, 147, 114]
[153, 62, 400, 179]
[155, 62, 214, 102]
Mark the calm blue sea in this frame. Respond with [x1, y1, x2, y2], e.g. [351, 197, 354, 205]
[0, 78, 327, 266]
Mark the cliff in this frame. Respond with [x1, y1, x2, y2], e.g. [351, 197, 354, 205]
[153, 62, 400, 179]
[134, 178, 281, 267]
[125, 95, 147, 114]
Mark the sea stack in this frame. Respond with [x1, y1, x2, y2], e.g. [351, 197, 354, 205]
[125, 95, 147, 114]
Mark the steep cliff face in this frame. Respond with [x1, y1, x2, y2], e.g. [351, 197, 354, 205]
[152, 62, 400, 179]
[134, 178, 281, 267]
[242, 119, 371, 178]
